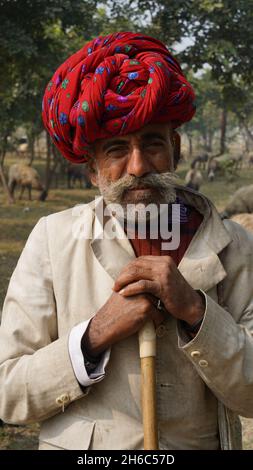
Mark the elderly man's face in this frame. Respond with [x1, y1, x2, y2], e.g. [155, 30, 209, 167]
[89, 122, 176, 211]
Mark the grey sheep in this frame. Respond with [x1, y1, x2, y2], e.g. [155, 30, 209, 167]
[8, 163, 47, 201]
[67, 163, 92, 189]
[185, 168, 203, 191]
[221, 184, 253, 218]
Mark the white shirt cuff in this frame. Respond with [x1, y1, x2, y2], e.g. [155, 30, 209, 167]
[68, 319, 110, 387]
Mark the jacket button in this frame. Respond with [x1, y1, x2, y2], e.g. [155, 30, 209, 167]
[156, 324, 166, 338]
[56, 393, 70, 412]
[190, 350, 201, 358]
[199, 359, 208, 368]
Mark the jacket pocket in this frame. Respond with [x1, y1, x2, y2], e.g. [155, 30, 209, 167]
[39, 411, 95, 450]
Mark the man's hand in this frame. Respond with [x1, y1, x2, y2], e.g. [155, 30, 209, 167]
[84, 291, 166, 357]
[113, 256, 205, 326]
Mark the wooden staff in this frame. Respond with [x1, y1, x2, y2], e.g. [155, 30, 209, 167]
[139, 320, 159, 450]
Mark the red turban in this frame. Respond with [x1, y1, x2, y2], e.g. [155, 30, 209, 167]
[42, 32, 195, 163]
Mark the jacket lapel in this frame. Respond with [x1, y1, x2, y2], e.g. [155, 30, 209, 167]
[178, 188, 232, 291]
[178, 245, 228, 292]
[90, 196, 136, 281]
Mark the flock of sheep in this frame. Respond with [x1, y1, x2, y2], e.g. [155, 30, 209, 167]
[184, 153, 253, 233]
[184, 152, 253, 192]
[7, 162, 91, 201]
[6, 157, 253, 234]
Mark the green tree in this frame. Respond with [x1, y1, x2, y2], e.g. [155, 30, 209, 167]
[182, 71, 221, 157]
[0, 0, 105, 201]
[112, 0, 253, 154]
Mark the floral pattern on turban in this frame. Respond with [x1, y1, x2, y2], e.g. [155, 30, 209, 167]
[42, 32, 196, 163]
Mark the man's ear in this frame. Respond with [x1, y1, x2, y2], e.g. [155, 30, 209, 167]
[172, 130, 181, 169]
[87, 158, 98, 187]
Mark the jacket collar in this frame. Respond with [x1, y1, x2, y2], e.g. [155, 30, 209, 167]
[90, 196, 136, 281]
[176, 186, 232, 291]
[90, 188, 232, 291]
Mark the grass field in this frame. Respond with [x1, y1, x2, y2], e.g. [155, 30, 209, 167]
[0, 158, 253, 449]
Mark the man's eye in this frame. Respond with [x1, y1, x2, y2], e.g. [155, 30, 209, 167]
[108, 146, 128, 154]
[145, 141, 164, 148]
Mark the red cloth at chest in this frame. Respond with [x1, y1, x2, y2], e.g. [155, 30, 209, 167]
[128, 205, 203, 265]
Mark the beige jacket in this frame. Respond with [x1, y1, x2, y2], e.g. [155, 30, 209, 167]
[0, 187, 253, 450]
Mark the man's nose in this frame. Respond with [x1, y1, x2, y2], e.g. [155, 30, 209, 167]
[126, 146, 152, 177]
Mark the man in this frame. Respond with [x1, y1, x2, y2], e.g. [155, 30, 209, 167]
[0, 32, 253, 450]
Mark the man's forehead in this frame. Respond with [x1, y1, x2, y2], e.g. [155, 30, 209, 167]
[95, 122, 172, 150]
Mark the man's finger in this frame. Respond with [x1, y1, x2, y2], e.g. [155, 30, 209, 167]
[114, 268, 154, 292]
[119, 279, 161, 298]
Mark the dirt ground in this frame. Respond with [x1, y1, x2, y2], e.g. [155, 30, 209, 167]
[0, 423, 39, 450]
[0, 419, 252, 450]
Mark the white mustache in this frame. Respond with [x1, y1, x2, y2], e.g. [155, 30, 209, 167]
[98, 172, 178, 204]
